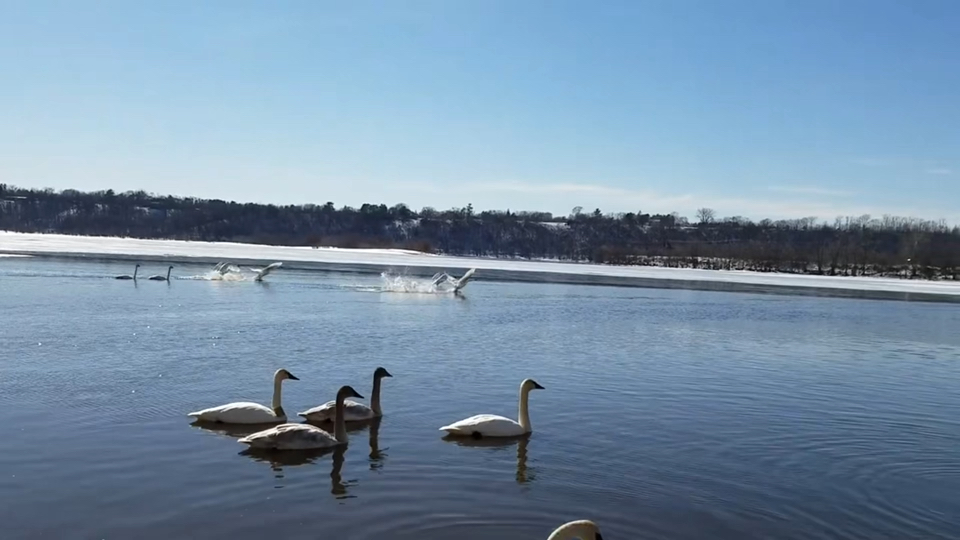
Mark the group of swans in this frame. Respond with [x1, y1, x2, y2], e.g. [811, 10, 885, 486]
[115, 264, 173, 281]
[188, 367, 393, 450]
[213, 260, 283, 282]
[186, 371, 599, 539]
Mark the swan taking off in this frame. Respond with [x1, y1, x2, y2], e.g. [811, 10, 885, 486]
[115, 264, 140, 280]
[249, 262, 282, 282]
[548, 520, 603, 540]
[439, 378, 545, 438]
[187, 368, 299, 424]
[431, 268, 477, 292]
[148, 265, 173, 281]
[213, 262, 233, 275]
[238, 385, 365, 450]
[298, 367, 392, 422]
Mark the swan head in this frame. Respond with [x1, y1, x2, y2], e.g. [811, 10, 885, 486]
[552, 520, 602, 540]
[374, 367, 393, 379]
[274, 368, 300, 381]
[521, 378, 545, 392]
[337, 385, 364, 401]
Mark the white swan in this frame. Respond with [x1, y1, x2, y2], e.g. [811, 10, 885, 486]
[238, 385, 364, 450]
[115, 264, 140, 280]
[439, 378, 545, 438]
[298, 367, 392, 422]
[249, 261, 282, 282]
[451, 267, 476, 292]
[548, 520, 603, 540]
[187, 368, 299, 424]
[431, 268, 476, 292]
[148, 265, 173, 281]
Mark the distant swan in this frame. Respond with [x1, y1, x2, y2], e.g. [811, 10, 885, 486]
[439, 378, 544, 438]
[238, 385, 364, 450]
[115, 264, 140, 280]
[431, 268, 476, 292]
[249, 261, 282, 282]
[548, 520, 603, 540]
[148, 265, 173, 281]
[187, 368, 299, 424]
[299, 367, 392, 423]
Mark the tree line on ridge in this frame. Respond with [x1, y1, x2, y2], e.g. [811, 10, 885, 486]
[1, 184, 958, 280]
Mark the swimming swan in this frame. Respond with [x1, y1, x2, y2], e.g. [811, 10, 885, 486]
[187, 368, 299, 424]
[115, 264, 140, 280]
[547, 520, 603, 540]
[439, 378, 545, 438]
[249, 262, 282, 282]
[148, 265, 173, 281]
[298, 367, 392, 423]
[238, 385, 364, 450]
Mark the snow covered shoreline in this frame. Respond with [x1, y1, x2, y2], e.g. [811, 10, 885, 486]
[2, 231, 959, 302]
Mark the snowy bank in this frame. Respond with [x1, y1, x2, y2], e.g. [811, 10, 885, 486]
[2, 231, 959, 302]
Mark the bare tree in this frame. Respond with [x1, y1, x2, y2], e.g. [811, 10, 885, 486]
[696, 207, 716, 225]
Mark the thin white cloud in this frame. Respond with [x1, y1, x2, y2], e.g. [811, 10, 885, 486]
[925, 167, 953, 175]
[767, 185, 853, 197]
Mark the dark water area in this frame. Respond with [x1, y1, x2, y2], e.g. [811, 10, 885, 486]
[1, 258, 959, 539]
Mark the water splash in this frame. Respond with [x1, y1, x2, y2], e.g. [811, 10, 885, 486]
[180, 266, 253, 281]
[378, 272, 454, 294]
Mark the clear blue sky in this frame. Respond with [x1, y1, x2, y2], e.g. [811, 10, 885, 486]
[1, 0, 957, 221]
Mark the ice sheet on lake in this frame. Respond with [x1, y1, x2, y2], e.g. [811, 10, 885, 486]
[2, 231, 959, 299]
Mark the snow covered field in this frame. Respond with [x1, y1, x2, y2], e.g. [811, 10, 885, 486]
[2, 231, 959, 301]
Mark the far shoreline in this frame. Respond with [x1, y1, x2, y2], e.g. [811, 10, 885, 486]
[2, 231, 960, 304]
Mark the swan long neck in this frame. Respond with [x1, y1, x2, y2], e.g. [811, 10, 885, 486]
[518, 385, 532, 433]
[271, 374, 284, 417]
[133, 265, 138, 279]
[334, 392, 348, 442]
[166, 266, 172, 280]
[371, 374, 383, 415]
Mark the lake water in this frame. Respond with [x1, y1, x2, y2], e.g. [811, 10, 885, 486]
[2, 257, 959, 540]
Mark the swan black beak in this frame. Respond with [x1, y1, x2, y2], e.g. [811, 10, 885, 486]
[533, 381, 545, 390]
[595, 534, 603, 540]
[354, 392, 365, 399]
[288, 373, 300, 381]
[383, 370, 393, 378]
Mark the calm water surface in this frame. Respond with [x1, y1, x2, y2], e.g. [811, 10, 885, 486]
[2, 258, 959, 539]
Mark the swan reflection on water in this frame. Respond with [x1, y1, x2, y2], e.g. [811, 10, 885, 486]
[192, 417, 385, 498]
[441, 433, 532, 484]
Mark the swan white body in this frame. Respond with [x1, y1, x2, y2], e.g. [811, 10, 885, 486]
[250, 262, 282, 282]
[299, 367, 392, 422]
[238, 423, 340, 450]
[148, 265, 173, 281]
[188, 369, 298, 424]
[431, 268, 476, 292]
[451, 267, 476, 291]
[239, 385, 364, 450]
[548, 520, 603, 540]
[115, 264, 140, 280]
[440, 378, 544, 438]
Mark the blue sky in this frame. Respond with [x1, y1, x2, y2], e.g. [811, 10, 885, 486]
[1, 0, 957, 221]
